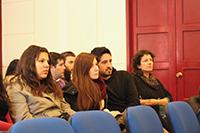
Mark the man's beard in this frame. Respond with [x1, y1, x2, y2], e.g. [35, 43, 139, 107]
[100, 68, 112, 79]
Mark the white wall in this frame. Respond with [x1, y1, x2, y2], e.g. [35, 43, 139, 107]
[2, 0, 127, 76]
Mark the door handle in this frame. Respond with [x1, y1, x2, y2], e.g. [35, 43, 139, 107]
[176, 72, 183, 78]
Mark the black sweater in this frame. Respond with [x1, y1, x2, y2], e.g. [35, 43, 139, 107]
[104, 69, 140, 112]
[131, 72, 172, 113]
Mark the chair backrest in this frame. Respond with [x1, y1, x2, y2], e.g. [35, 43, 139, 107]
[168, 101, 200, 133]
[126, 105, 163, 133]
[70, 110, 121, 133]
[9, 118, 74, 133]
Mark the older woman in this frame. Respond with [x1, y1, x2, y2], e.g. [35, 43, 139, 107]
[6, 45, 75, 122]
[131, 49, 173, 132]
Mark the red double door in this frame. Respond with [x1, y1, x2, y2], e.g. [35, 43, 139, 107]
[126, 0, 200, 100]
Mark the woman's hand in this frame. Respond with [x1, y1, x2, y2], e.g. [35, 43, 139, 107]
[103, 109, 121, 117]
[163, 128, 169, 133]
[140, 99, 160, 106]
[140, 99, 157, 106]
[140, 97, 169, 106]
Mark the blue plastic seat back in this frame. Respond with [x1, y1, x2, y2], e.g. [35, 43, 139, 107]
[126, 105, 163, 133]
[168, 101, 200, 133]
[10, 118, 74, 133]
[71, 110, 121, 133]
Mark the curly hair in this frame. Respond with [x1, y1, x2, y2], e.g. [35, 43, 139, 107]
[132, 50, 155, 74]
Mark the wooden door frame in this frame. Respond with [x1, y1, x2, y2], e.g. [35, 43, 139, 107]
[0, 0, 2, 74]
[126, 0, 134, 72]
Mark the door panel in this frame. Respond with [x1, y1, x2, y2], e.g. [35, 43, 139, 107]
[183, 70, 200, 98]
[176, 0, 200, 100]
[126, 0, 176, 99]
[182, 0, 200, 24]
[154, 70, 170, 90]
[136, 0, 168, 27]
[183, 31, 200, 60]
[0, 0, 2, 72]
[137, 33, 169, 62]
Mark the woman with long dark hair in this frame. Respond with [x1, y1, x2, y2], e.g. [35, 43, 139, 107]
[64, 52, 120, 119]
[6, 45, 75, 122]
[64, 52, 105, 111]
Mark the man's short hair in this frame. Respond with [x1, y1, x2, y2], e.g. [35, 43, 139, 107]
[91, 47, 111, 62]
[61, 51, 75, 58]
[49, 52, 65, 67]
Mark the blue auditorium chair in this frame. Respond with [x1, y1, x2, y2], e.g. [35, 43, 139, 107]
[9, 117, 74, 133]
[70, 110, 121, 133]
[126, 105, 163, 133]
[168, 101, 200, 133]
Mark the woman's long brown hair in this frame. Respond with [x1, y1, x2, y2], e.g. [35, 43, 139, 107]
[72, 52, 101, 110]
[15, 45, 63, 98]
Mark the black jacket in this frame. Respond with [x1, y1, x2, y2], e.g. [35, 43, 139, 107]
[104, 68, 140, 112]
[131, 72, 173, 132]
[63, 81, 107, 111]
[131, 72, 172, 112]
[63, 82, 78, 111]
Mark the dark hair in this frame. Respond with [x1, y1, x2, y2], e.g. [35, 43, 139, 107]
[0, 73, 7, 100]
[16, 45, 63, 98]
[72, 52, 101, 110]
[49, 52, 65, 67]
[91, 47, 111, 62]
[61, 51, 75, 58]
[132, 50, 155, 73]
[187, 95, 200, 115]
[5, 59, 19, 76]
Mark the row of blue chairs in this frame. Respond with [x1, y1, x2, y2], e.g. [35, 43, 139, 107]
[6, 111, 120, 133]
[127, 101, 200, 133]
[2, 101, 200, 133]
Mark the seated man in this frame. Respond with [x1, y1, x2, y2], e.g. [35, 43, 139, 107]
[49, 52, 66, 88]
[91, 47, 140, 113]
[61, 51, 76, 82]
[49, 52, 78, 109]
